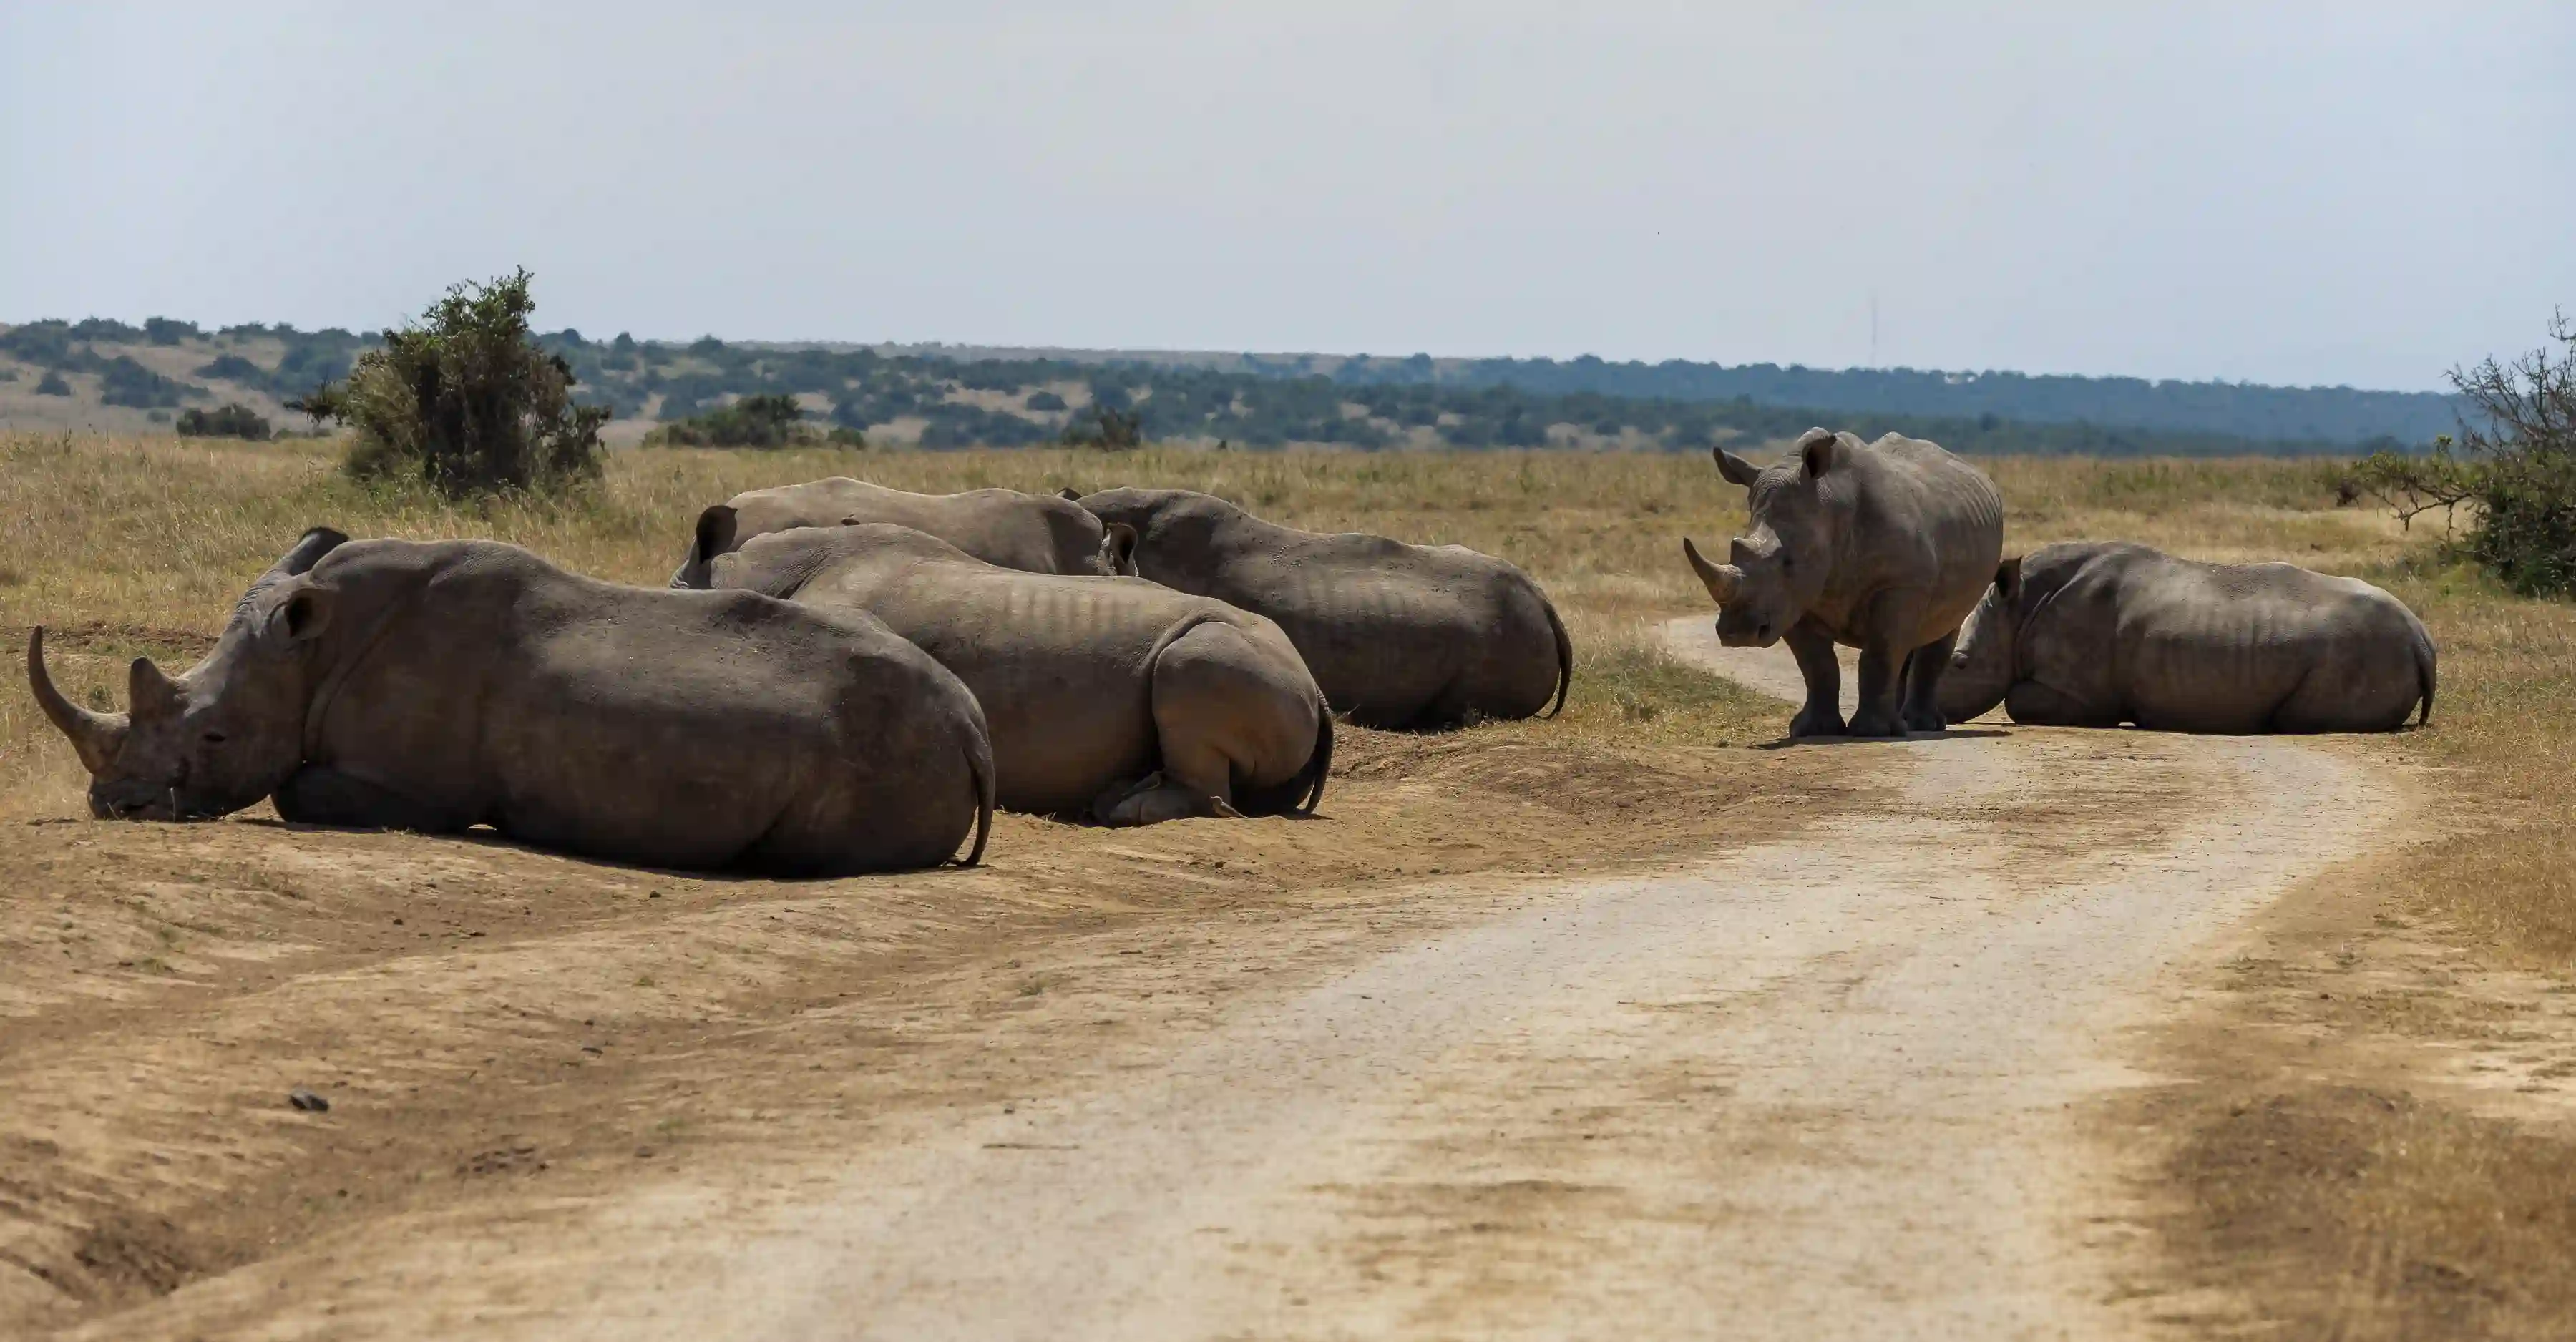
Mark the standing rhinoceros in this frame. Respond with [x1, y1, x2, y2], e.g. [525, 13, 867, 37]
[1065, 487, 1571, 730]
[1682, 428, 2004, 738]
[671, 478, 1136, 587]
[693, 522, 1331, 826]
[29, 529, 993, 873]
[1935, 541, 2436, 733]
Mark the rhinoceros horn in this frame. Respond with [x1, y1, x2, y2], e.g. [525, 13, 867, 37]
[26, 627, 129, 775]
[1682, 537, 1743, 604]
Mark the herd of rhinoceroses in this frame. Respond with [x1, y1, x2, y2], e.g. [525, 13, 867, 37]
[26, 428, 2438, 876]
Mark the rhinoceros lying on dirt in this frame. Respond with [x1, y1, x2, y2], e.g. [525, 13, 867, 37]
[671, 477, 1136, 587]
[1065, 487, 1571, 730]
[30, 529, 993, 873]
[693, 522, 1331, 826]
[1683, 428, 2004, 738]
[1935, 541, 2437, 733]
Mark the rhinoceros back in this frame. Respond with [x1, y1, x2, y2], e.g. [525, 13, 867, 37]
[303, 539, 987, 873]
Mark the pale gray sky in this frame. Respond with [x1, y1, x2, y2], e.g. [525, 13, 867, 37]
[4, 2, 2569, 390]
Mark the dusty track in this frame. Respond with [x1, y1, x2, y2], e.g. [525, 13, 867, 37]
[30, 622, 2406, 1339]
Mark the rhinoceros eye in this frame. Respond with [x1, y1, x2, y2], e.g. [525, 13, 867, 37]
[201, 730, 228, 745]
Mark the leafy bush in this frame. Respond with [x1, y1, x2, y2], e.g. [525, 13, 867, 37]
[194, 353, 270, 386]
[33, 371, 70, 396]
[176, 403, 273, 440]
[0, 323, 78, 366]
[1025, 389, 1068, 411]
[144, 317, 200, 346]
[1062, 405, 1145, 451]
[645, 393, 831, 449]
[2346, 315, 2576, 597]
[97, 356, 200, 408]
[315, 270, 606, 495]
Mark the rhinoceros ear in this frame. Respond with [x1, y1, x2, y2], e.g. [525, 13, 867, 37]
[1101, 523, 1139, 576]
[1797, 428, 1839, 478]
[267, 589, 332, 643]
[692, 504, 739, 564]
[275, 528, 348, 578]
[1712, 446, 1762, 489]
[1994, 556, 2024, 602]
[1059, 486, 1085, 502]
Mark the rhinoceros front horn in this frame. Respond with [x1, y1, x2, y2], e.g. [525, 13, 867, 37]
[1682, 537, 1744, 604]
[26, 627, 129, 776]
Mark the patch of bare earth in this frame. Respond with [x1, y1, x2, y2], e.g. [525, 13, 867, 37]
[0, 713, 1858, 1338]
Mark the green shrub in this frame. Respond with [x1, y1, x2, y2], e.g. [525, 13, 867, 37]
[33, 371, 70, 396]
[312, 270, 605, 495]
[175, 402, 273, 441]
[645, 393, 824, 449]
[1062, 404, 1144, 451]
[2346, 315, 2576, 597]
[98, 356, 200, 408]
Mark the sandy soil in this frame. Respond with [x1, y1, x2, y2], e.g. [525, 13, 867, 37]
[5, 622, 2411, 1339]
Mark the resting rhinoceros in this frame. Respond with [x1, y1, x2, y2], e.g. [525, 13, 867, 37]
[692, 522, 1331, 826]
[1065, 488, 1570, 730]
[1935, 541, 2437, 733]
[671, 478, 1136, 587]
[1682, 428, 2004, 738]
[29, 529, 993, 873]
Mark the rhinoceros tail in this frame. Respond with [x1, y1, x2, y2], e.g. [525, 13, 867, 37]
[2412, 622, 2439, 727]
[956, 743, 994, 868]
[1541, 594, 1573, 720]
[1234, 700, 1334, 819]
[1297, 705, 1334, 815]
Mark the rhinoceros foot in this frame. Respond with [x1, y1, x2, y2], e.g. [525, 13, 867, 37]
[1093, 773, 1226, 828]
[1788, 704, 1847, 738]
[1845, 706, 1910, 738]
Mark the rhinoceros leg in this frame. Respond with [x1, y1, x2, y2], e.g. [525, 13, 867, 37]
[1899, 632, 1958, 734]
[1093, 772, 1224, 826]
[1848, 640, 1911, 738]
[1782, 623, 1847, 738]
[273, 764, 466, 834]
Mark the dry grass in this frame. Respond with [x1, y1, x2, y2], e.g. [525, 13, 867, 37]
[2155, 1085, 2576, 1339]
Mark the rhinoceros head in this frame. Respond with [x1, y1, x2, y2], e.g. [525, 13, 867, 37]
[1682, 428, 1843, 648]
[29, 529, 346, 821]
[1938, 557, 2024, 723]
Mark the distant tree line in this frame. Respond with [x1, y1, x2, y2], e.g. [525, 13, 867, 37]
[1, 315, 2459, 456]
[1234, 350, 2464, 446]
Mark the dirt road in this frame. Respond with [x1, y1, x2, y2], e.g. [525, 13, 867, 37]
[46, 622, 2406, 1339]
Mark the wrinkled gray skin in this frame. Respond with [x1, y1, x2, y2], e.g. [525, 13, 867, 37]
[1938, 541, 2437, 733]
[29, 530, 994, 874]
[1068, 487, 1571, 730]
[692, 521, 1330, 826]
[1682, 428, 2004, 738]
[670, 477, 1136, 587]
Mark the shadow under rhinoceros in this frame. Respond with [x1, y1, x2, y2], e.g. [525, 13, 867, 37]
[238, 816, 990, 883]
[1752, 725, 2014, 751]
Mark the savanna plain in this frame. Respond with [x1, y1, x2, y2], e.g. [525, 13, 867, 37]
[1, 434, 2572, 1338]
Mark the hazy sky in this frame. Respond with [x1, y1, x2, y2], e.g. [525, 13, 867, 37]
[5, 2, 2570, 390]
